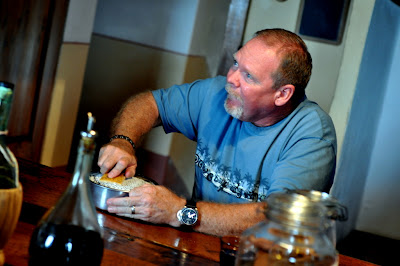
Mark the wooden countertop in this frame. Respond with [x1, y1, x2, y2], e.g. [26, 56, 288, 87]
[3, 158, 378, 265]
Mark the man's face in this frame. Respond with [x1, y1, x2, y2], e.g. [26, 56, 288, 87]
[225, 38, 281, 127]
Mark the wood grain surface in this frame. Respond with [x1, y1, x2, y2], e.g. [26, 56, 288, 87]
[3, 158, 378, 265]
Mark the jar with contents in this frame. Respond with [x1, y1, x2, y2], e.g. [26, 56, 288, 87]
[235, 193, 338, 266]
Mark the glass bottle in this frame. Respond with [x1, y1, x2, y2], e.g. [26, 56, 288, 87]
[0, 81, 23, 265]
[0, 81, 18, 189]
[29, 113, 104, 265]
[235, 193, 338, 266]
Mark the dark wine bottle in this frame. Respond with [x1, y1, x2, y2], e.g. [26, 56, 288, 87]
[0, 81, 18, 189]
[29, 113, 104, 265]
[0, 81, 23, 265]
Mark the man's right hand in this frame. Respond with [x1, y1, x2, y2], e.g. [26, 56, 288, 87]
[97, 139, 138, 178]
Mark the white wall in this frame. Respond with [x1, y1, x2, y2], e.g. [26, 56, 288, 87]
[93, 0, 230, 78]
[330, 0, 376, 164]
[63, 0, 98, 43]
[332, 0, 400, 241]
[93, 0, 198, 55]
[353, 0, 400, 239]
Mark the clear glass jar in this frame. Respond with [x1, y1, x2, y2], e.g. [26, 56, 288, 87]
[236, 193, 338, 266]
[286, 189, 348, 247]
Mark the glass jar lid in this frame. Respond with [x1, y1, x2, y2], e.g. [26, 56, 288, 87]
[285, 189, 348, 221]
[266, 193, 328, 228]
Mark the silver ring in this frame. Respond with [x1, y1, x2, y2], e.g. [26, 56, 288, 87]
[131, 205, 136, 214]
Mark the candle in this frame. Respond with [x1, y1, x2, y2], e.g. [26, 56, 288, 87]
[87, 112, 95, 132]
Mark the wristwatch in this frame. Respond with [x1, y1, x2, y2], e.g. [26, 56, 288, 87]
[177, 199, 198, 226]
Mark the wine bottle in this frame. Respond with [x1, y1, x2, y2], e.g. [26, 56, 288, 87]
[0, 81, 23, 265]
[29, 113, 104, 265]
[0, 81, 18, 189]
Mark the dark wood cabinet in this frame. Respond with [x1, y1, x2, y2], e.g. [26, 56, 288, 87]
[0, 0, 69, 161]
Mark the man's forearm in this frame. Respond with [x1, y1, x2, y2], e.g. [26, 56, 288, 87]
[193, 202, 267, 236]
[111, 91, 161, 145]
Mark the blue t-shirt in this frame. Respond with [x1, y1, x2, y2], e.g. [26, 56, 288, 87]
[152, 76, 337, 203]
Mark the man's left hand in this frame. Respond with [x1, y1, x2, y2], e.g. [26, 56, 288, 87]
[106, 184, 186, 227]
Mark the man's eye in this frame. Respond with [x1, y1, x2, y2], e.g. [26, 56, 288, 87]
[246, 73, 252, 80]
[233, 60, 238, 67]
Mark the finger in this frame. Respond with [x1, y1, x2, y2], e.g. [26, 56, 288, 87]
[125, 165, 137, 178]
[98, 151, 117, 174]
[107, 160, 129, 178]
[108, 206, 151, 222]
[98, 146, 113, 170]
[107, 206, 138, 215]
[117, 213, 150, 223]
[97, 146, 106, 166]
[107, 195, 141, 207]
[116, 213, 135, 219]
[97, 145, 127, 174]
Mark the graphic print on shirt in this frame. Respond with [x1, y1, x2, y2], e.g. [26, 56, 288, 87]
[195, 143, 268, 202]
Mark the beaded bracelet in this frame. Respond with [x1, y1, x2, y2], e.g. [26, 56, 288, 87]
[109, 135, 136, 150]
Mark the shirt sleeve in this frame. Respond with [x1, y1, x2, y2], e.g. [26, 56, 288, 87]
[151, 77, 223, 141]
[266, 137, 336, 195]
[265, 104, 337, 196]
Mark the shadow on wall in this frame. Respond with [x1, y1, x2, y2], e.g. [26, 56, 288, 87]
[67, 35, 209, 174]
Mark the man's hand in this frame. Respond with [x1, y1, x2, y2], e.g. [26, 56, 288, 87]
[106, 184, 186, 227]
[106, 182, 267, 236]
[97, 140, 137, 178]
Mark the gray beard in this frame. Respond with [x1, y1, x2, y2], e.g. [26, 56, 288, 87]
[224, 83, 244, 120]
[224, 98, 243, 120]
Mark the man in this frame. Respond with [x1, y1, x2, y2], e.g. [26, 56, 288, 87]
[97, 28, 337, 236]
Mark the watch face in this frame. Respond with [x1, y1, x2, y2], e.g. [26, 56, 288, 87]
[181, 208, 198, 225]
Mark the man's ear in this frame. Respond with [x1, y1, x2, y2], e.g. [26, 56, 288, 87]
[275, 84, 295, 106]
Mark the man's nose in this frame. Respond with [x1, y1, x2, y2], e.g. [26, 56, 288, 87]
[227, 69, 240, 88]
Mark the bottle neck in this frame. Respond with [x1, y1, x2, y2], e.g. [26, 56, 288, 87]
[71, 138, 95, 186]
[43, 136, 99, 230]
[0, 84, 14, 132]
